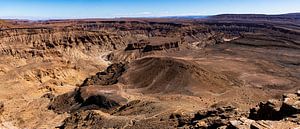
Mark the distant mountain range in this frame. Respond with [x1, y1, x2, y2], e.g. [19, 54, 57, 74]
[159, 15, 208, 19]
[160, 13, 300, 20]
[1, 13, 300, 21]
[210, 13, 300, 20]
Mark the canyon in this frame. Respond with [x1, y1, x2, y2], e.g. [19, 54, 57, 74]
[0, 14, 299, 128]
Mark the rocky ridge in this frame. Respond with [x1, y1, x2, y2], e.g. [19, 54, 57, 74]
[188, 91, 300, 129]
[57, 91, 300, 129]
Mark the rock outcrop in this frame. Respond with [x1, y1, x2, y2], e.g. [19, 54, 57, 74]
[48, 89, 82, 114]
[81, 63, 126, 86]
[249, 99, 283, 120]
[180, 106, 243, 128]
[48, 85, 126, 114]
[249, 91, 300, 121]
[58, 110, 105, 129]
[125, 41, 150, 51]
[125, 41, 180, 52]
[49, 63, 128, 114]
[177, 91, 300, 129]
[228, 117, 299, 129]
[142, 42, 179, 52]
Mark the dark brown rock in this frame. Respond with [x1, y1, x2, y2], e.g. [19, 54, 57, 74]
[280, 93, 300, 117]
[142, 42, 179, 52]
[48, 89, 82, 114]
[249, 99, 282, 120]
[81, 63, 126, 86]
[0, 102, 4, 115]
[249, 92, 300, 121]
[49, 86, 127, 114]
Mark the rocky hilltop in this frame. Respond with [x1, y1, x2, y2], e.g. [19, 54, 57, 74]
[0, 15, 299, 128]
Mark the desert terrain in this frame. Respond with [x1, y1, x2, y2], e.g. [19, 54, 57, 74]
[0, 14, 300, 128]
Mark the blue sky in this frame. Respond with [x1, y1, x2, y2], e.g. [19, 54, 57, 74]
[0, 0, 300, 19]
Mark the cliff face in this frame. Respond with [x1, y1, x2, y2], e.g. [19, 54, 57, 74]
[1, 19, 299, 60]
[0, 28, 127, 59]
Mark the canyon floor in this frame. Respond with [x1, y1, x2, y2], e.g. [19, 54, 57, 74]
[0, 14, 300, 129]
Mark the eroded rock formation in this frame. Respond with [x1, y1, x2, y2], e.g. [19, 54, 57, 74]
[49, 63, 128, 114]
[193, 91, 300, 129]
[48, 86, 126, 114]
[81, 63, 126, 86]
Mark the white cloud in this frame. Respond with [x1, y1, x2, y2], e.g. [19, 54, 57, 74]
[113, 12, 154, 17]
[137, 12, 152, 15]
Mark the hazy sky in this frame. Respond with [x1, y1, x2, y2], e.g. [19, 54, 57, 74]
[0, 0, 300, 19]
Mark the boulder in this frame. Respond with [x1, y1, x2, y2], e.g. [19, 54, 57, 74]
[249, 99, 282, 120]
[249, 92, 300, 120]
[228, 118, 300, 129]
[280, 93, 300, 116]
[250, 120, 300, 129]
[228, 117, 255, 129]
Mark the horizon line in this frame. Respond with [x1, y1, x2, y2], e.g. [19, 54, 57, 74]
[1, 12, 299, 21]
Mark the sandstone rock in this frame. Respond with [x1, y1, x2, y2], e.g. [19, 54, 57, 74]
[195, 120, 208, 128]
[228, 117, 255, 129]
[296, 90, 300, 96]
[281, 93, 300, 116]
[250, 120, 300, 129]
[250, 121, 273, 129]
[228, 118, 300, 129]
[228, 118, 278, 129]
